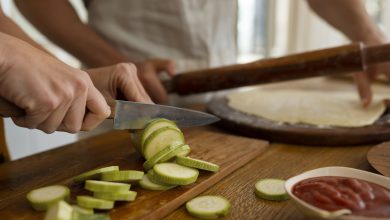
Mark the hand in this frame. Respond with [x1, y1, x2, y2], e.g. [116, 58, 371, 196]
[354, 61, 390, 107]
[86, 63, 153, 108]
[353, 34, 388, 107]
[0, 33, 110, 133]
[135, 59, 175, 104]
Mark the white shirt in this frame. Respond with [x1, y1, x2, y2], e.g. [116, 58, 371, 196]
[88, 0, 238, 73]
[88, 0, 238, 106]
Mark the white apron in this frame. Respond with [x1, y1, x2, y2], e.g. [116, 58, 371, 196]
[87, 0, 238, 106]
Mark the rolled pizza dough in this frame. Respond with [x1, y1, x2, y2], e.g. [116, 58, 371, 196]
[227, 89, 386, 127]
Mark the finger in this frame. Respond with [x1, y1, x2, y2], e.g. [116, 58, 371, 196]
[123, 78, 153, 104]
[12, 112, 50, 130]
[151, 59, 176, 77]
[82, 83, 111, 131]
[57, 91, 87, 133]
[353, 72, 372, 107]
[37, 99, 72, 133]
[141, 73, 168, 104]
[12, 97, 55, 130]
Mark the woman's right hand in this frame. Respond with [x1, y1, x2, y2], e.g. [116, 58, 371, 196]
[0, 33, 110, 133]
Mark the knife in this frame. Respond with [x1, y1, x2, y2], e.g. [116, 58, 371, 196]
[0, 98, 219, 129]
[163, 42, 390, 95]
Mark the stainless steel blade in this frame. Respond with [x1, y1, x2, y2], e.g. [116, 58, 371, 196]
[113, 100, 219, 129]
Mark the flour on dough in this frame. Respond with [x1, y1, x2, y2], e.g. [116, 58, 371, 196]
[227, 89, 386, 127]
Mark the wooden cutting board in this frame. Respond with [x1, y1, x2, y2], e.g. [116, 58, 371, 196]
[0, 127, 268, 220]
[207, 97, 390, 146]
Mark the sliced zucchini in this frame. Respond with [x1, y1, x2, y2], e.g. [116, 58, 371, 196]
[27, 185, 70, 211]
[255, 179, 289, 201]
[159, 144, 191, 163]
[176, 156, 220, 172]
[186, 195, 231, 219]
[44, 200, 73, 220]
[146, 170, 171, 185]
[76, 196, 114, 210]
[73, 166, 119, 183]
[143, 144, 183, 171]
[85, 180, 130, 193]
[100, 170, 144, 182]
[93, 191, 137, 201]
[139, 173, 176, 191]
[152, 162, 199, 185]
[143, 127, 184, 160]
[71, 205, 94, 215]
[140, 118, 179, 148]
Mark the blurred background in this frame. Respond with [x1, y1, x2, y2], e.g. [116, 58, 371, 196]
[2, 0, 389, 160]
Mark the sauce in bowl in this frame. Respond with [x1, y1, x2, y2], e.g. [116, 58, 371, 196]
[292, 176, 390, 218]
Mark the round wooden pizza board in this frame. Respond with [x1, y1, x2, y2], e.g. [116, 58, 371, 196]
[207, 97, 390, 146]
[367, 142, 390, 177]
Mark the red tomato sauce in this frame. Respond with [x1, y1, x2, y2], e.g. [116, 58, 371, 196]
[293, 176, 390, 218]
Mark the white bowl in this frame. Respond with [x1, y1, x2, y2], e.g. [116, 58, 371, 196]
[285, 167, 390, 220]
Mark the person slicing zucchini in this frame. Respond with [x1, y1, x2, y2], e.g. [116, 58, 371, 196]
[0, 4, 152, 137]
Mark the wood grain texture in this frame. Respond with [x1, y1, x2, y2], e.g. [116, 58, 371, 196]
[166, 43, 364, 95]
[165, 143, 375, 220]
[367, 141, 390, 177]
[207, 97, 390, 146]
[0, 127, 268, 220]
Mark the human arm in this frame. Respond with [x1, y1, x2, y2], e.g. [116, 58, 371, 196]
[307, 0, 389, 106]
[15, 0, 174, 103]
[0, 4, 46, 51]
[0, 32, 110, 133]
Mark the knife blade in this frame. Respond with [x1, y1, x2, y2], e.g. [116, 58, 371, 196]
[0, 98, 220, 130]
[113, 100, 219, 129]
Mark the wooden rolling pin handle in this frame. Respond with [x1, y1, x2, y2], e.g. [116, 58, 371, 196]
[164, 43, 365, 95]
[0, 98, 25, 118]
[364, 43, 390, 65]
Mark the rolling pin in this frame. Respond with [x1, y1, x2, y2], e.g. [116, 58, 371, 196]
[164, 42, 390, 95]
[1, 42, 390, 117]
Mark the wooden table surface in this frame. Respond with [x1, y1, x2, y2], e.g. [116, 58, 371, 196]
[0, 78, 386, 219]
[0, 126, 376, 220]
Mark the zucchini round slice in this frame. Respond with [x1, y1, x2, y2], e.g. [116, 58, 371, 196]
[186, 195, 231, 219]
[143, 144, 183, 171]
[153, 163, 199, 185]
[139, 173, 176, 191]
[44, 200, 72, 220]
[143, 127, 184, 160]
[71, 205, 94, 215]
[140, 118, 179, 147]
[93, 191, 137, 201]
[85, 180, 130, 193]
[26, 185, 70, 211]
[176, 156, 220, 172]
[76, 196, 114, 210]
[73, 166, 119, 183]
[255, 179, 289, 201]
[101, 170, 144, 182]
[159, 144, 191, 163]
